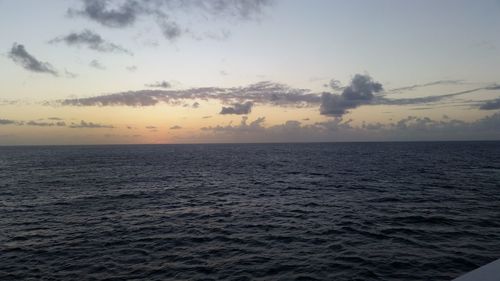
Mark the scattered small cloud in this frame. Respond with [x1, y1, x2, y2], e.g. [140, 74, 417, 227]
[64, 69, 78, 78]
[170, 125, 182, 130]
[145, 126, 157, 132]
[220, 101, 253, 115]
[69, 120, 113, 128]
[50, 29, 132, 55]
[145, 80, 171, 88]
[126, 65, 137, 72]
[8, 43, 58, 76]
[89, 59, 106, 70]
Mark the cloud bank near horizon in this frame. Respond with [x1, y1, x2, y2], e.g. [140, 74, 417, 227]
[55, 74, 500, 117]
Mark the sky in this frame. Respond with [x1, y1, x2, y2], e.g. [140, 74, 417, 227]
[1, 0, 500, 145]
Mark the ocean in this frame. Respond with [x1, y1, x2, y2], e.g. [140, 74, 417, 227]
[1, 142, 499, 280]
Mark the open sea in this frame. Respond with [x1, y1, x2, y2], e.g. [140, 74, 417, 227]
[1, 142, 499, 281]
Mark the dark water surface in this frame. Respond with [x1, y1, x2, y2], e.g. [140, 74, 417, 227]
[1, 142, 499, 280]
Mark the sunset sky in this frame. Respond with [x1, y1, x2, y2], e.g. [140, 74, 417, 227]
[1, 0, 500, 145]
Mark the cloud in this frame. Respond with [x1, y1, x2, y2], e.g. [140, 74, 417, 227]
[50, 29, 132, 55]
[196, 113, 500, 142]
[170, 125, 182, 130]
[145, 81, 172, 88]
[69, 120, 114, 128]
[56, 76, 500, 117]
[8, 43, 58, 76]
[390, 80, 464, 93]
[486, 84, 500, 90]
[220, 101, 253, 115]
[126, 65, 137, 72]
[69, 0, 272, 41]
[26, 120, 66, 127]
[64, 69, 78, 78]
[59, 81, 318, 107]
[202, 116, 266, 133]
[480, 98, 500, 110]
[380, 88, 484, 106]
[89, 59, 106, 70]
[69, 0, 140, 27]
[320, 74, 383, 116]
[0, 119, 17, 125]
[202, 115, 212, 119]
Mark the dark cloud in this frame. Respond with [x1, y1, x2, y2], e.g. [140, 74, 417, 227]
[145, 81, 172, 88]
[69, 0, 141, 27]
[202, 115, 212, 119]
[480, 98, 500, 110]
[220, 101, 253, 115]
[192, 102, 200, 108]
[89, 59, 106, 70]
[486, 84, 500, 90]
[50, 29, 132, 55]
[320, 74, 383, 116]
[170, 125, 182, 130]
[8, 43, 58, 76]
[0, 119, 17, 125]
[70, 0, 272, 41]
[48, 117, 63, 120]
[159, 20, 182, 40]
[69, 120, 114, 128]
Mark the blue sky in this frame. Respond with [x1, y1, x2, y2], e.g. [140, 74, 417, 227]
[1, 0, 500, 144]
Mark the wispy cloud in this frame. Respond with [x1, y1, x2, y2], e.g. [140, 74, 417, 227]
[8, 43, 58, 76]
[50, 29, 132, 55]
[170, 125, 182, 130]
[389, 80, 464, 93]
[58, 81, 318, 107]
